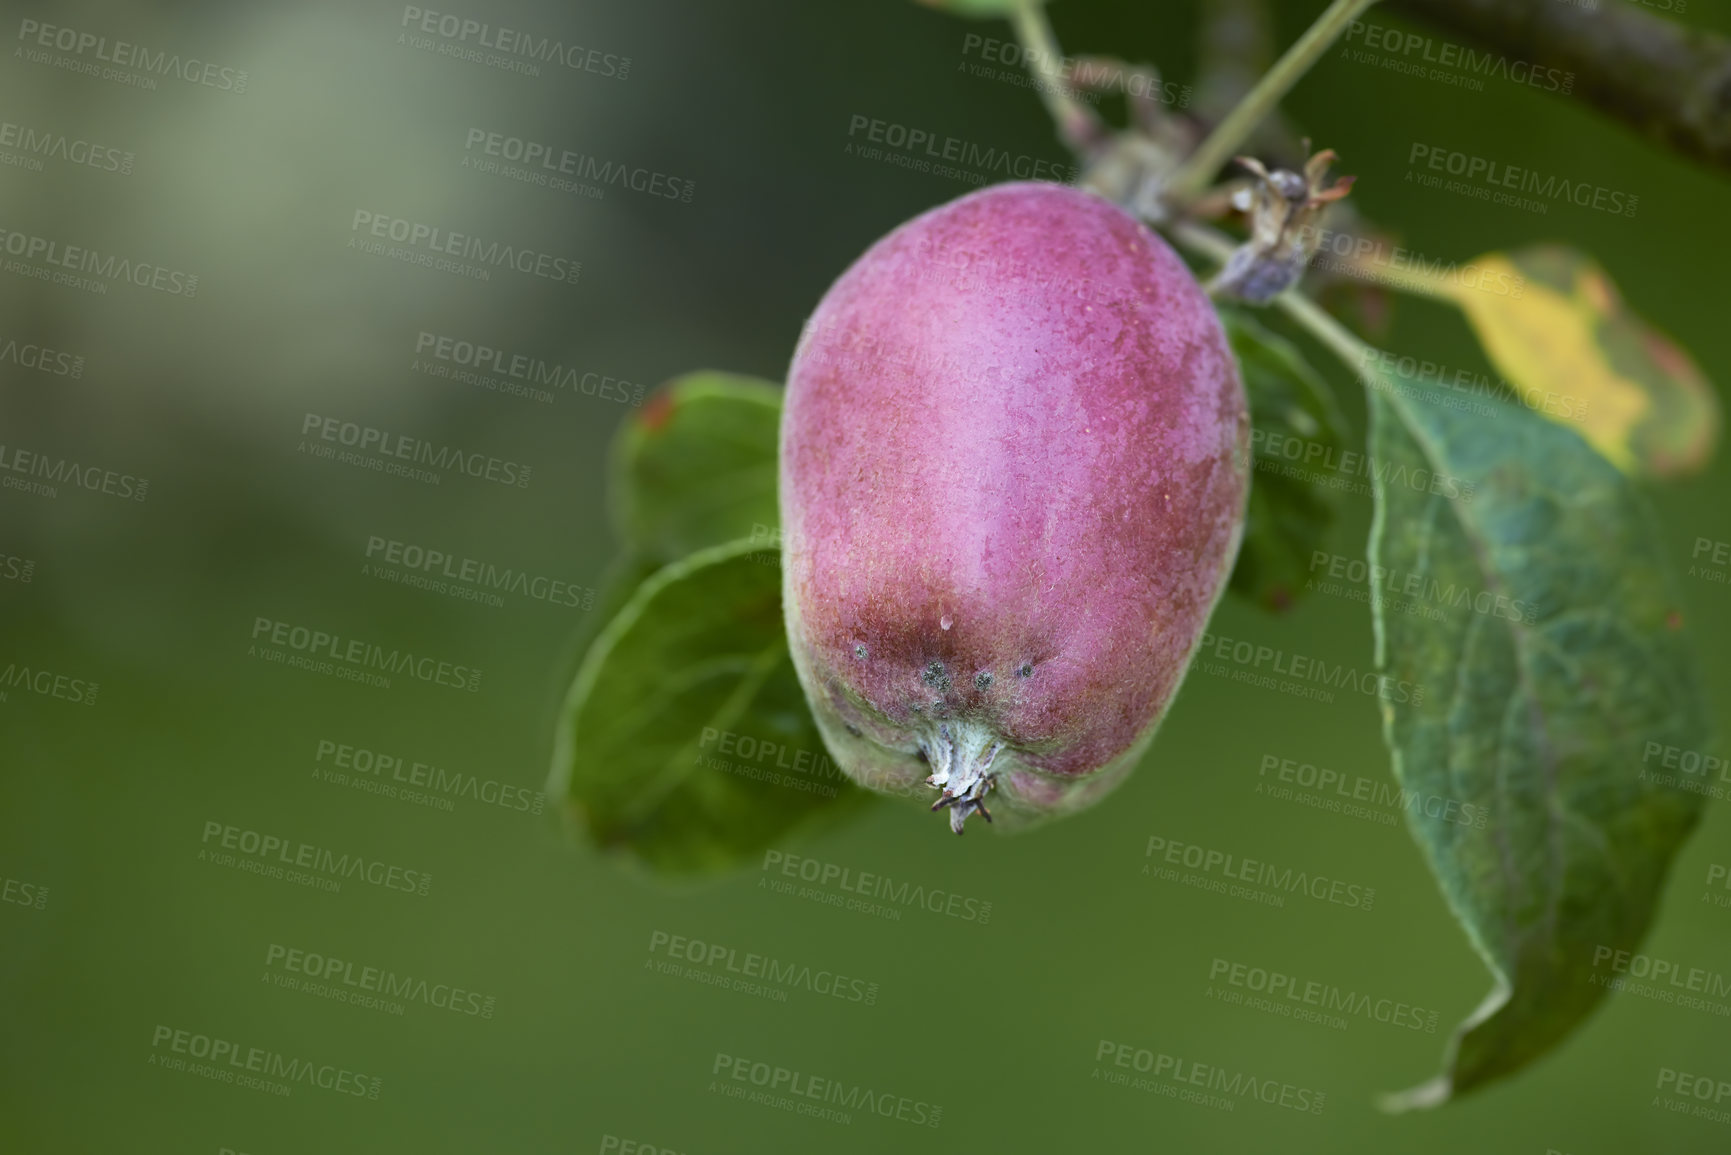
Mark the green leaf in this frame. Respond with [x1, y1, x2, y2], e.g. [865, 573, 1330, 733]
[548, 539, 872, 878]
[913, 0, 1044, 17]
[563, 371, 784, 687]
[586, 550, 664, 636]
[1220, 306, 1350, 612]
[1364, 379, 1708, 1108]
[611, 371, 783, 566]
[556, 548, 663, 690]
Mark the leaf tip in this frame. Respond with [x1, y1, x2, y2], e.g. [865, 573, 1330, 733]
[1377, 1075, 1453, 1114]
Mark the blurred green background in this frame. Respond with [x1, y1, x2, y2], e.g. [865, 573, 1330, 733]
[3, 0, 1730, 1151]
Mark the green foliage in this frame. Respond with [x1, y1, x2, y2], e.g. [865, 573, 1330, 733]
[549, 542, 872, 878]
[1364, 377, 1709, 1108]
[550, 374, 871, 877]
[610, 371, 782, 565]
[1220, 307, 1349, 612]
[567, 371, 784, 678]
[548, 215, 1719, 1103]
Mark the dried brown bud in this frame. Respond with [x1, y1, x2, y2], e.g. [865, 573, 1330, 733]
[1211, 147, 1355, 303]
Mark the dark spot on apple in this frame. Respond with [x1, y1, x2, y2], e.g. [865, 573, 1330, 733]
[853, 643, 869, 660]
[845, 723, 861, 737]
[975, 671, 994, 690]
[921, 661, 952, 691]
[1017, 662, 1034, 678]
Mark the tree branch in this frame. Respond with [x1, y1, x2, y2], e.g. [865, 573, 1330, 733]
[1389, 0, 1731, 174]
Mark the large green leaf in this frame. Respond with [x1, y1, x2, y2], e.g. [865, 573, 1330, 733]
[1365, 380, 1708, 1108]
[610, 371, 782, 566]
[548, 539, 871, 878]
[555, 548, 664, 696]
[585, 550, 665, 637]
[565, 371, 785, 683]
[1220, 307, 1349, 612]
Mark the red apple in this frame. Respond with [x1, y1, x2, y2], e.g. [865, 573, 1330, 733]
[780, 182, 1248, 832]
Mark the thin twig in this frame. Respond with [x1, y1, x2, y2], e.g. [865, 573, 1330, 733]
[1319, 252, 1458, 300]
[1164, 0, 1382, 205]
[1168, 219, 1237, 264]
[1275, 289, 1375, 367]
[1008, 1, 1101, 154]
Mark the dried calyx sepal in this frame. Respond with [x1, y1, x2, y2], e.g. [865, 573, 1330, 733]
[921, 721, 1003, 835]
[1209, 146, 1355, 303]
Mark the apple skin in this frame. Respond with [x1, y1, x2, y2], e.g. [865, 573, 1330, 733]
[779, 181, 1248, 833]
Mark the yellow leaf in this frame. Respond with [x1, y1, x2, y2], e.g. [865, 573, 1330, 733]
[1439, 247, 1718, 478]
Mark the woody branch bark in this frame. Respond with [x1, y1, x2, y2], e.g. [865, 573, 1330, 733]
[1390, 0, 1731, 174]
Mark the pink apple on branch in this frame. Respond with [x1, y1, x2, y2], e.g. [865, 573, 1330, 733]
[779, 182, 1249, 833]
